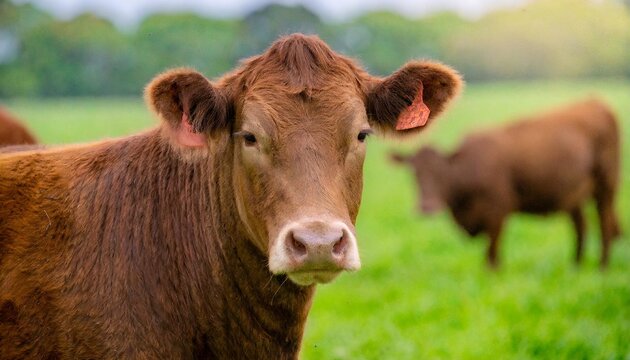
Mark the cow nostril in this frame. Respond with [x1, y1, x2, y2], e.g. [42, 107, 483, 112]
[289, 233, 307, 257]
[332, 234, 347, 257]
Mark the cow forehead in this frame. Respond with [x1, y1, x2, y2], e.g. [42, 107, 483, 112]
[240, 94, 367, 135]
[242, 78, 363, 109]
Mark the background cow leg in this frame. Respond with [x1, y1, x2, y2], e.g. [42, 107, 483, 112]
[570, 207, 586, 264]
[486, 221, 504, 269]
[595, 195, 615, 269]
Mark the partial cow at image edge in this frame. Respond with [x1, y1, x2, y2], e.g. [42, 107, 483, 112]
[0, 107, 38, 148]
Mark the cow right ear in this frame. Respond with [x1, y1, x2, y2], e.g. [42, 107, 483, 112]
[365, 61, 462, 137]
[144, 68, 231, 148]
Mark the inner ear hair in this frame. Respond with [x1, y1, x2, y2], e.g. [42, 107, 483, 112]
[145, 68, 231, 134]
[365, 67, 420, 131]
[408, 61, 463, 121]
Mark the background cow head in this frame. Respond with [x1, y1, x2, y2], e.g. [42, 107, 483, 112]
[391, 146, 495, 237]
[145, 34, 462, 286]
[391, 147, 451, 215]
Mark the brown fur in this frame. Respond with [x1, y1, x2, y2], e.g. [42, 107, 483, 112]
[394, 98, 621, 268]
[0, 107, 37, 147]
[0, 34, 461, 358]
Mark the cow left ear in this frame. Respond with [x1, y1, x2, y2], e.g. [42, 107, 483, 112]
[145, 68, 232, 148]
[365, 61, 462, 136]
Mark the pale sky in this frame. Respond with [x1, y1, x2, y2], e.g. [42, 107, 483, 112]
[15, 0, 530, 28]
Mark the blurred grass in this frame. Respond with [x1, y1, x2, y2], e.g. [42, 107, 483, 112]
[3, 79, 630, 359]
[4, 97, 155, 144]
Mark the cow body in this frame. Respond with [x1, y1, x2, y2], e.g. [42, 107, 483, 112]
[394, 99, 620, 267]
[0, 107, 37, 147]
[0, 34, 461, 358]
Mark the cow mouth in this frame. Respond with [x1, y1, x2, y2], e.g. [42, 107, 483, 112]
[286, 269, 342, 286]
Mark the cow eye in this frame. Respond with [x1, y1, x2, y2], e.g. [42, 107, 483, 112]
[243, 133, 257, 145]
[234, 131, 257, 146]
[357, 129, 372, 143]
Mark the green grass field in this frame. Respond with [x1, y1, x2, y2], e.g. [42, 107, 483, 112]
[4, 80, 630, 359]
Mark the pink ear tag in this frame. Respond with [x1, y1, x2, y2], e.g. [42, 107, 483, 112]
[396, 83, 430, 131]
[177, 113, 207, 147]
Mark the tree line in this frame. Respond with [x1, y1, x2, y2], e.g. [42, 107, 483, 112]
[0, 0, 629, 97]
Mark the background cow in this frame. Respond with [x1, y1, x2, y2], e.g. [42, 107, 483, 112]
[392, 98, 620, 268]
[0, 34, 461, 358]
[0, 107, 37, 147]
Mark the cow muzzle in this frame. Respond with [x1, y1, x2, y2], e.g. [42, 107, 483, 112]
[419, 198, 444, 215]
[268, 219, 361, 286]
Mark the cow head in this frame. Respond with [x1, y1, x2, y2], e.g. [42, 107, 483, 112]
[391, 147, 450, 215]
[145, 34, 462, 286]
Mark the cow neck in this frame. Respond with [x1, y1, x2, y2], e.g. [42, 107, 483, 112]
[200, 135, 316, 356]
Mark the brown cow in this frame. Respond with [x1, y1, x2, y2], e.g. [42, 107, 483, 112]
[0, 34, 462, 358]
[0, 107, 37, 147]
[392, 98, 620, 268]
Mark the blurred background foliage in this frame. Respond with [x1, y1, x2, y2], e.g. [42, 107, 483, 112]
[0, 0, 629, 97]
